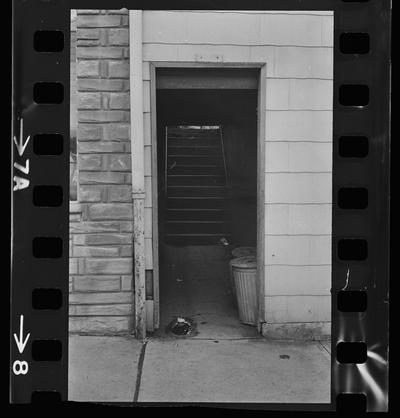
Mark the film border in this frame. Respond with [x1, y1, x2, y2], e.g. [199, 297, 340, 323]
[10, 0, 390, 410]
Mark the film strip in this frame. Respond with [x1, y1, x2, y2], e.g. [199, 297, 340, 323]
[10, 0, 390, 410]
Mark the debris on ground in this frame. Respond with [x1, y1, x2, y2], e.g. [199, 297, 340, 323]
[219, 237, 230, 246]
[167, 317, 196, 336]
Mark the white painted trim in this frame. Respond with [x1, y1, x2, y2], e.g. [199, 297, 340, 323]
[149, 61, 266, 334]
[257, 65, 267, 328]
[129, 10, 146, 339]
[149, 63, 160, 329]
[130, 10, 144, 194]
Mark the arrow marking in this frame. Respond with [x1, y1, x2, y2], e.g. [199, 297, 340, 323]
[13, 315, 30, 354]
[13, 118, 30, 157]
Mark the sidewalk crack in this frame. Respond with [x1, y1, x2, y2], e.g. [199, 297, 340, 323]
[133, 340, 148, 402]
[319, 340, 331, 356]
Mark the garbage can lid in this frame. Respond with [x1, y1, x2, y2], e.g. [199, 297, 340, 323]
[230, 255, 257, 269]
[232, 246, 256, 258]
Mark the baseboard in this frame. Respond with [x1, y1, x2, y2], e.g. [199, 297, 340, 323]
[261, 322, 331, 341]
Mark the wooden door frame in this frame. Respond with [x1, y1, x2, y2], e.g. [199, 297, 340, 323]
[148, 61, 266, 332]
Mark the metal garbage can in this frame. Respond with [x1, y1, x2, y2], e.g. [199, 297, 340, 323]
[229, 247, 257, 302]
[231, 246, 257, 258]
[231, 256, 257, 325]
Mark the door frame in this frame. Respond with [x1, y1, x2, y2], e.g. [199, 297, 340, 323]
[148, 61, 266, 332]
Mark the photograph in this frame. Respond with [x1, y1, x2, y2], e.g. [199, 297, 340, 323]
[68, 9, 333, 403]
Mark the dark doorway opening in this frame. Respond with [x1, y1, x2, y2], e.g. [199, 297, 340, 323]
[155, 79, 259, 338]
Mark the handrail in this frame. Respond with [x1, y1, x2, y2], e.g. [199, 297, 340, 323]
[219, 126, 230, 188]
[165, 126, 168, 196]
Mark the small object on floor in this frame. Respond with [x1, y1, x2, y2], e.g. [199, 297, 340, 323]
[220, 237, 230, 246]
[176, 277, 183, 282]
[167, 317, 196, 336]
[279, 354, 290, 359]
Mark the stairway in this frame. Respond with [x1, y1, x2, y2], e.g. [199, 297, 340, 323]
[164, 126, 231, 245]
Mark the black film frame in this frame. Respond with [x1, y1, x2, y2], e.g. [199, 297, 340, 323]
[10, 0, 391, 411]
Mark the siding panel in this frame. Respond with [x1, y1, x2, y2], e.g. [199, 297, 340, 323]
[265, 235, 331, 266]
[321, 15, 334, 47]
[265, 204, 332, 235]
[289, 79, 333, 110]
[265, 173, 332, 204]
[265, 265, 331, 296]
[266, 110, 333, 142]
[265, 142, 332, 173]
[142, 11, 333, 335]
[143, 11, 331, 47]
[265, 295, 331, 323]
[273, 46, 333, 79]
[143, 43, 179, 61]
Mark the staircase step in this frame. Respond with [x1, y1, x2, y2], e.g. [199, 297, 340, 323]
[167, 196, 227, 210]
[164, 126, 231, 245]
[168, 165, 225, 175]
[168, 138, 220, 147]
[167, 146, 220, 156]
[168, 145, 220, 149]
[167, 175, 226, 186]
[166, 208, 229, 221]
[165, 233, 232, 246]
[165, 220, 229, 235]
[166, 233, 231, 237]
[168, 136, 220, 140]
[167, 127, 220, 137]
[167, 186, 227, 198]
[167, 155, 222, 165]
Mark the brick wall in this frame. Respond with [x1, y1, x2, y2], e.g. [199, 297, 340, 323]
[69, 9, 133, 334]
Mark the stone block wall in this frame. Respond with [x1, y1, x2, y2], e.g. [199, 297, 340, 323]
[69, 9, 133, 334]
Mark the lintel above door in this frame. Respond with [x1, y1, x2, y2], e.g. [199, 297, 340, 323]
[156, 68, 259, 90]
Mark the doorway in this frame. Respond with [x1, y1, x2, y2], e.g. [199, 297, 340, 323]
[152, 67, 262, 338]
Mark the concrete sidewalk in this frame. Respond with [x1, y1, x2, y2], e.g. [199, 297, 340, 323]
[69, 335, 331, 404]
[68, 335, 142, 402]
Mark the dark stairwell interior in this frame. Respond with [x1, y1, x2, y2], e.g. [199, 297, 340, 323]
[156, 87, 258, 339]
[165, 125, 230, 246]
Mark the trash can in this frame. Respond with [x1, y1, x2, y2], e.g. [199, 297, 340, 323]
[229, 247, 257, 302]
[231, 246, 256, 258]
[231, 256, 258, 325]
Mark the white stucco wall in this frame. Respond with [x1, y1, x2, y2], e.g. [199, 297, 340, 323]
[139, 10, 333, 339]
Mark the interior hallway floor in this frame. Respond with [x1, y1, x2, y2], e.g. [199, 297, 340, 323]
[155, 244, 259, 339]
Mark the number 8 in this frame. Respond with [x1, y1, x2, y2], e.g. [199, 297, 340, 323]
[13, 360, 28, 375]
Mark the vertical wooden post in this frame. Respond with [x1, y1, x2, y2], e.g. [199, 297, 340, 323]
[150, 63, 160, 329]
[257, 65, 266, 330]
[129, 10, 146, 340]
